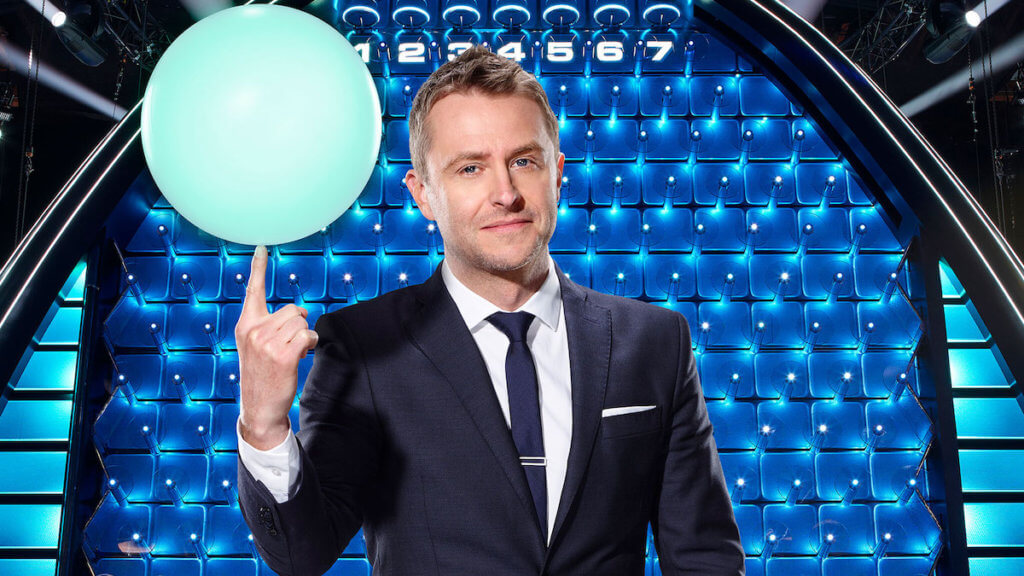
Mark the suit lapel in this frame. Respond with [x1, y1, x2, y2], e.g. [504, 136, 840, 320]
[404, 260, 613, 557]
[404, 263, 543, 542]
[545, 261, 611, 557]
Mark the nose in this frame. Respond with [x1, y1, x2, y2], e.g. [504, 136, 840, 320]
[489, 164, 522, 208]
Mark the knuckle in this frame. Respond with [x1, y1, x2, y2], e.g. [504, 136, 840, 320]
[259, 339, 278, 357]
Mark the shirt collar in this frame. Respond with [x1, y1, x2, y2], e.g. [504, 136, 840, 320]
[441, 255, 562, 333]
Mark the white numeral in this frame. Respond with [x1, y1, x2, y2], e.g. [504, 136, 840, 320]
[497, 42, 526, 62]
[547, 40, 574, 62]
[353, 42, 370, 63]
[447, 42, 472, 61]
[596, 41, 623, 62]
[646, 40, 672, 62]
[398, 42, 425, 63]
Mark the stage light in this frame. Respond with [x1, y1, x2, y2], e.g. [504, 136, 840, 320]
[923, 0, 976, 65]
[965, 0, 1012, 26]
[0, 38, 125, 119]
[965, 10, 981, 27]
[902, 30, 1024, 116]
[50, 0, 107, 66]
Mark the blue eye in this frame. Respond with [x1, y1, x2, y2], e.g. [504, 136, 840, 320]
[461, 165, 477, 174]
[515, 158, 532, 167]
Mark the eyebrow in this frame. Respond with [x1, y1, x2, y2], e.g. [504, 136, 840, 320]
[441, 141, 546, 174]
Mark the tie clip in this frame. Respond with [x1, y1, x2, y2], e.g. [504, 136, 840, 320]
[520, 456, 546, 466]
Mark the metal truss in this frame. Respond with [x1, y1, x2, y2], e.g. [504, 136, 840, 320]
[99, 0, 173, 71]
[840, 0, 929, 74]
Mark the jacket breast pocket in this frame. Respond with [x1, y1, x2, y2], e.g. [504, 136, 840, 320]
[600, 406, 662, 439]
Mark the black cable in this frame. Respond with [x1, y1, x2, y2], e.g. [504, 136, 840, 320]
[137, 0, 151, 101]
[14, 24, 35, 246]
[967, 43, 985, 207]
[15, 0, 48, 244]
[979, 0, 1005, 234]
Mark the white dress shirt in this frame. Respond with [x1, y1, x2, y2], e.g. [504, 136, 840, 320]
[237, 255, 573, 546]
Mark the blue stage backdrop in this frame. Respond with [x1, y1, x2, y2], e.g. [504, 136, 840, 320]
[0, 0, 1022, 575]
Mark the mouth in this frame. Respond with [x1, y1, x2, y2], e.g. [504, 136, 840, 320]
[483, 219, 530, 231]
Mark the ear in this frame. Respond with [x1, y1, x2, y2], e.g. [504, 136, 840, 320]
[554, 151, 565, 205]
[405, 168, 436, 222]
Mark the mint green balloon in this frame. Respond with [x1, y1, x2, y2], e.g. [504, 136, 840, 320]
[141, 4, 381, 246]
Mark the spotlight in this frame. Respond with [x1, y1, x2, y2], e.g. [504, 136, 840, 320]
[51, 0, 108, 66]
[923, 0, 976, 65]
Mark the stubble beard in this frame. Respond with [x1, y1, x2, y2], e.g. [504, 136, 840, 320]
[425, 184, 550, 276]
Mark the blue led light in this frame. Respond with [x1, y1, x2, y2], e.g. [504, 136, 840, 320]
[442, 4, 482, 22]
[642, 3, 681, 22]
[492, 4, 532, 21]
[594, 4, 630, 21]
[393, 5, 431, 24]
[542, 3, 581, 24]
[342, 5, 381, 25]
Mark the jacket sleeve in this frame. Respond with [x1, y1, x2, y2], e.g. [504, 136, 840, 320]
[651, 313, 745, 575]
[238, 310, 382, 576]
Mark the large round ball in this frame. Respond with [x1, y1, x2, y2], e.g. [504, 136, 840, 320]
[141, 4, 381, 246]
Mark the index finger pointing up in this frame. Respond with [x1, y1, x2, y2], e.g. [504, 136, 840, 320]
[242, 245, 270, 318]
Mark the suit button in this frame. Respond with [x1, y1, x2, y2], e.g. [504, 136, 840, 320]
[258, 505, 278, 535]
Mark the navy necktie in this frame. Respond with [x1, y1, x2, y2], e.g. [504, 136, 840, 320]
[487, 311, 547, 541]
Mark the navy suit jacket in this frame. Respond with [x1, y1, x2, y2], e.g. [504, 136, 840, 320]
[238, 260, 744, 575]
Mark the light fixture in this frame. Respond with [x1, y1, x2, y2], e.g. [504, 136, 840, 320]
[51, 0, 107, 66]
[923, 0, 976, 65]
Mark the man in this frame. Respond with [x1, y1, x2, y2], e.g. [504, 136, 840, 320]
[235, 44, 743, 575]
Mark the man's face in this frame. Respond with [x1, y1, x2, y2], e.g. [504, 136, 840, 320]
[405, 90, 564, 277]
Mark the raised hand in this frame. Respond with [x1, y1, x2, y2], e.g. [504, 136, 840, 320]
[235, 245, 318, 450]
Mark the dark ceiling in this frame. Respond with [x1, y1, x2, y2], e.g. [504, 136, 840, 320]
[0, 0, 1021, 265]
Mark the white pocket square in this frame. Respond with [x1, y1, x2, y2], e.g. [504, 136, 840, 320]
[601, 405, 657, 418]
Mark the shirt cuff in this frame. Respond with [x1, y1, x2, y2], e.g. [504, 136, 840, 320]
[236, 417, 300, 503]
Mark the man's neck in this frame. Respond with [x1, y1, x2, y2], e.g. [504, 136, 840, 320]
[446, 252, 551, 312]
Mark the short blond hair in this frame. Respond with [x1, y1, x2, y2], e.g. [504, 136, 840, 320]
[408, 44, 560, 183]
